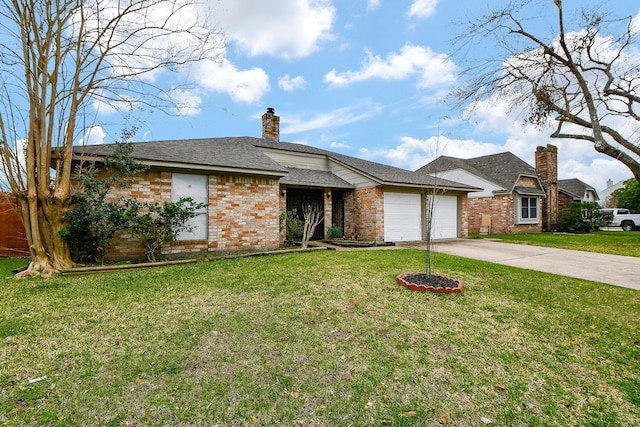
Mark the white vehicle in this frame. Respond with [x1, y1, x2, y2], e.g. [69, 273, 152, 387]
[600, 208, 640, 231]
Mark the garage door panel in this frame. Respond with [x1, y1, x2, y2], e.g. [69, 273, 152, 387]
[429, 195, 458, 239]
[384, 192, 422, 242]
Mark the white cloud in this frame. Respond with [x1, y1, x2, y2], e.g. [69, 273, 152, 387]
[170, 89, 202, 116]
[324, 44, 456, 89]
[192, 58, 270, 104]
[217, 0, 335, 59]
[280, 104, 382, 134]
[407, 0, 439, 19]
[462, 95, 635, 191]
[367, 0, 381, 11]
[630, 9, 640, 35]
[278, 74, 307, 92]
[330, 141, 351, 149]
[360, 135, 501, 170]
[76, 0, 224, 83]
[80, 125, 107, 145]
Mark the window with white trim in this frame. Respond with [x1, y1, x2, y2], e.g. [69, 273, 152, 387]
[517, 196, 539, 224]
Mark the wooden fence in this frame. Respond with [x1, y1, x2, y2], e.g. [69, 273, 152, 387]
[0, 193, 29, 257]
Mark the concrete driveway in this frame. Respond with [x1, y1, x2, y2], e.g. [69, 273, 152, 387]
[429, 239, 640, 290]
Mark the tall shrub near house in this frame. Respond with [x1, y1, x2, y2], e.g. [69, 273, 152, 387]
[61, 140, 145, 264]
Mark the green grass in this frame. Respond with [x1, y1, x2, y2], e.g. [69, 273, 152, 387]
[0, 250, 638, 426]
[476, 231, 640, 257]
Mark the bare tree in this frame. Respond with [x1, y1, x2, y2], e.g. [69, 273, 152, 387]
[301, 201, 324, 249]
[0, 0, 224, 276]
[454, 0, 640, 181]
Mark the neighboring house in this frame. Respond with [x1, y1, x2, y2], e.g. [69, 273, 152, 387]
[558, 178, 599, 211]
[418, 144, 600, 234]
[417, 149, 548, 234]
[598, 179, 625, 207]
[73, 108, 479, 259]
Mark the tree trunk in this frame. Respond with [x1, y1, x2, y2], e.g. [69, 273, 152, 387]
[16, 195, 74, 278]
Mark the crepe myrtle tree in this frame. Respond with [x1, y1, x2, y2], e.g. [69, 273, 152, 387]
[301, 201, 324, 249]
[454, 0, 640, 182]
[0, 0, 224, 277]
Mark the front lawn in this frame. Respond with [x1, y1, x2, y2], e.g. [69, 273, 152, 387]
[1, 250, 638, 426]
[477, 231, 640, 257]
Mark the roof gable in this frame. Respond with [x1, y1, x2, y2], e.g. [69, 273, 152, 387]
[254, 138, 478, 190]
[559, 178, 597, 200]
[419, 152, 539, 191]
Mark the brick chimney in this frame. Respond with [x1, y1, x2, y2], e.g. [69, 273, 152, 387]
[535, 144, 558, 231]
[262, 107, 279, 141]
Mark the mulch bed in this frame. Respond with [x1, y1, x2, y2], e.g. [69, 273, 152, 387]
[397, 272, 464, 293]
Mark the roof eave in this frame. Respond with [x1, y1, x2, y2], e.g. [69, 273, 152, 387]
[75, 154, 289, 177]
[379, 180, 483, 192]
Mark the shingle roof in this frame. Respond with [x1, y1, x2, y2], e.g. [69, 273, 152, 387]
[73, 137, 288, 175]
[281, 168, 354, 189]
[253, 139, 478, 190]
[418, 152, 539, 192]
[559, 178, 597, 200]
[74, 136, 479, 190]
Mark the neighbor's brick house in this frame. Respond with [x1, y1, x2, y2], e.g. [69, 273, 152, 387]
[418, 144, 596, 234]
[74, 108, 478, 259]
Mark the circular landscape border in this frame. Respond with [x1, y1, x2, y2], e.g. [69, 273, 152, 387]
[397, 272, 464, 294]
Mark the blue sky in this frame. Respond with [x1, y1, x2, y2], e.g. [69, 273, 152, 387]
[85, 0, 640, 192]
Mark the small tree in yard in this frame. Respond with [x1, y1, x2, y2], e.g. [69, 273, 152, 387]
[127, 197, 206, 262]
[301, 202, 324, 249]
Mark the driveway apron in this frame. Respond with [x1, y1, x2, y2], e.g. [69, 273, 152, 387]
[429, 239, 640, 290]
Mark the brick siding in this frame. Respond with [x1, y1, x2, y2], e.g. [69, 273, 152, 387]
[344, 187, 384, 241]
[208, 175, 280, 251]
[104, 170, 280, 259]
[467, 193, 542, 234]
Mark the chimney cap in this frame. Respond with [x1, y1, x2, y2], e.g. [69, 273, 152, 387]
[266, 107, 275, 114]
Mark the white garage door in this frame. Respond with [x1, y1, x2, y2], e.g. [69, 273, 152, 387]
[384, 192, 422, 242]
[429, 195, 458, 240]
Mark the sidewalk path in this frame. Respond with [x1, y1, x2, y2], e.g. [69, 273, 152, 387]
[427, 239, 640, 290]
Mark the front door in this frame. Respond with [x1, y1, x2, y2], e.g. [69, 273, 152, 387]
[286, 189, 325, 240]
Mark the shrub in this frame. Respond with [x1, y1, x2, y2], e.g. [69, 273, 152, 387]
[555, 201, 608, 232]
[280, 209, 304, 245]
[327, 226, 342, 239]
[126, 197, 206, 262]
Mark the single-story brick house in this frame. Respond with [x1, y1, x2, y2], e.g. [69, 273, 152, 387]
[73, 108, 479, 259]
[417, 144, 592, 233]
